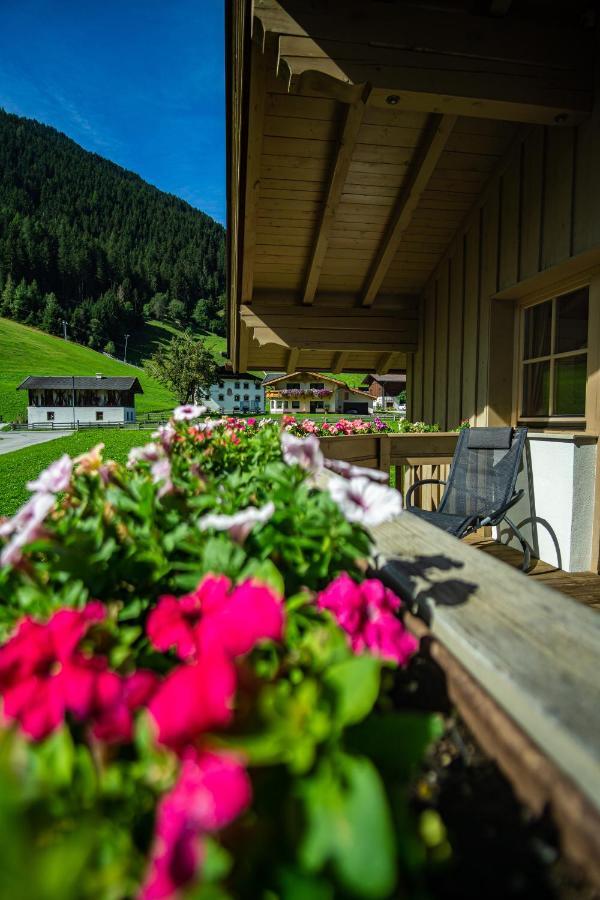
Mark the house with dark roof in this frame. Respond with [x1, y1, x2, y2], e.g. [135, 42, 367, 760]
[360, 373, 407, 412]
[18, 375, 143, 425]
[262, 371, 373, 415]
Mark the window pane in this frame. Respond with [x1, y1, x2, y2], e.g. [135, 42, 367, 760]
[523, 300, 551, 360]
[556, 288, 588, 354]
[522, 361, 550, 417]
[554, 355, 587, 416]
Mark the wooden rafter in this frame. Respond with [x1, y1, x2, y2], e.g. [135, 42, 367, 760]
[361, 114, 457, 307]
[331, 351, 349, 374]
[286, 346, 300, 372]
[303, 90, 369, 304]
[376, 352, 396, 375]
[241, 50, 267, 304]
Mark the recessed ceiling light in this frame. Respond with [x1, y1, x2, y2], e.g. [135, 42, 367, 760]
[386, 95, 400, 105]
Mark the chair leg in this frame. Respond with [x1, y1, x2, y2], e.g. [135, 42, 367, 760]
[504, 516, 531, 572]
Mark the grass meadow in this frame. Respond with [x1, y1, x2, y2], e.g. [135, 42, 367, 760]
[0, 429, 153, 516]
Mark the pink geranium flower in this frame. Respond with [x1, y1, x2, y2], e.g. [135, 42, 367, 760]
[140, 749, 251, 900]
[26, 453, 73, 494]
[0, 603, 107, 739]
[147, 574, 284, 662]
[316, 573, 418, 667]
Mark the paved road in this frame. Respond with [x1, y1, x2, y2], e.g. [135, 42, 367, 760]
[0, 430, 74, 456]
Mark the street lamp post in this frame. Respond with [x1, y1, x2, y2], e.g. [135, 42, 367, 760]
[62, 320, 68, 340]
[124, 333, 130, 364]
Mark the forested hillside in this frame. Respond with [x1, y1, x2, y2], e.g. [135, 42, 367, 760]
[0, 108, 225, 350]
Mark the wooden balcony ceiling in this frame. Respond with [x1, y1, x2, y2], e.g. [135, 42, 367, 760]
[228, 0, 594, 373]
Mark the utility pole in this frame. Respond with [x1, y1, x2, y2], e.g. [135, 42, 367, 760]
[62, 319, 68, 340]
[124, 333, 130, 364]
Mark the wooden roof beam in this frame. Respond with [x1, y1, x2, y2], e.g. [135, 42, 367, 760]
[286, 346, 300, 372]
[361, 114, 457, 307]
[331, 351, 349, 374]
[303, 91, 369, 305]
[254, 1, 592, 125]
[240, 49, 267, 305]
[376, 352, 396, 376]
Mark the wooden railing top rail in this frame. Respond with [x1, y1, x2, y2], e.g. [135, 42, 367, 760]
[318, 431, 460, 469]
[369, 509, 600, 883]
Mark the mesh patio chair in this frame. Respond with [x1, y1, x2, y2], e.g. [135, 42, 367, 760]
[405, 426, 531, 570]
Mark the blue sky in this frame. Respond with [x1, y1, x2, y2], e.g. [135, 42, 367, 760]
[0, 0, 226, 223]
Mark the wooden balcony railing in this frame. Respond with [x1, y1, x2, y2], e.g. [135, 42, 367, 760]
[318, 431, 460, 509]
[315, 452, 600, 888]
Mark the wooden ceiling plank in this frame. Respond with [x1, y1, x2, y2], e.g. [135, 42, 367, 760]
[303, 91, 369, 304]
[241, 49, 267, 305]
[361, 114, 457, 307]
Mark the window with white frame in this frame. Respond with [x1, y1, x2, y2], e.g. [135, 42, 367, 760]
[520, 287, 588, 422]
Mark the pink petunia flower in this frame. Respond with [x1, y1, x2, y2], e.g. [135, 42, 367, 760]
[147, 574, 284, 663]
[91, 669, 159, 743]
[140, 749, 251, 899]
[328, 475, 402, 526]
[147, 651, 236, 748]
[26, 454, 73, 494]
[316, 573, 418, 666]
[197, 501, 275, 544]
[172, 404, 207, 422]
[280, 431, 324, 473]
[0, 603, 107, 739]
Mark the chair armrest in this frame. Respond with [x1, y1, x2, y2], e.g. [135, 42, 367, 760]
[405, 478, 447, 509]
[479, 489, 524, 527]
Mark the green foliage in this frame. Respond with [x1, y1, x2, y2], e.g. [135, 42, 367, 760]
[144, 331, 220, 403]
[0, 108, 226, 349]
[0, 419, 443, 897]
[0, 317, 175, 423]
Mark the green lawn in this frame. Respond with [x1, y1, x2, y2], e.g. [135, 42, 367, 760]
[0, 429, 153, 516]
[0, 318, 177, 423]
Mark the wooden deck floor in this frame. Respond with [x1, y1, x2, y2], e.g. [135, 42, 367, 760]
[466, 536, 600, 612]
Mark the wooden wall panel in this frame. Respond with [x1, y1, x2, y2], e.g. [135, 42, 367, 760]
[415, 104, 600, 433]
[541, 128, 575, 269]
[462, 222, 480, 425]
[447, 246, 464, 428]
[434, 262, 450, 429]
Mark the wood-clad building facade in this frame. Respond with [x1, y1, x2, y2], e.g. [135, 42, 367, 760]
[227, 0, 600, 571]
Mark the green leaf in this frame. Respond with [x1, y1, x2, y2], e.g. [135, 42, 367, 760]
[299, 754, 396, 898]
[325, 655, 381, 728]
[240, 558, 285, 595]
[347, 711, 443, 778]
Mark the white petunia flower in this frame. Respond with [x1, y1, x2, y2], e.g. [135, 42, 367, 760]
[198, 501, 275, 544]
[280, 431, 324, 473]
[0, 492, 56, 567]
[323, 457, 389, 484]
[26, 454, 73, 495]
[127, 442, 163, 469]
[328, 475, 402, 527]
[152, 422, 177, 451]
[150, 457, 174, 498]
[173, 404, 207, 422]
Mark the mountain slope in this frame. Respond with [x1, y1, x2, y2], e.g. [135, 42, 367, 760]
[0, 108, 225, 350]
[0, 318, 176, 422]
